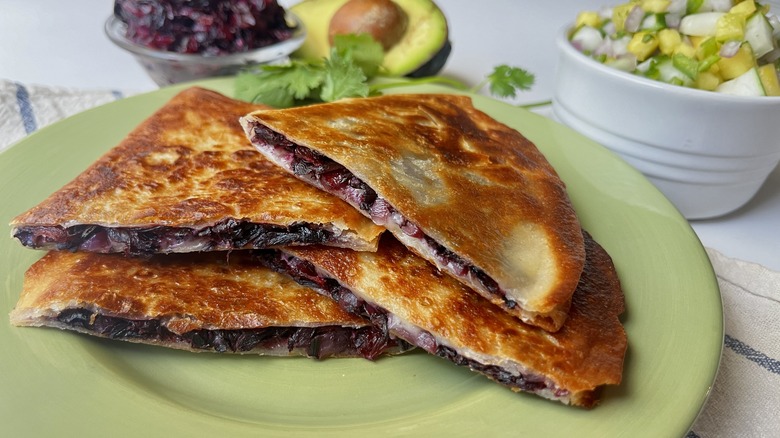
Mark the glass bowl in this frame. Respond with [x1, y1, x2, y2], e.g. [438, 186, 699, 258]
[105, 12, 306, 86]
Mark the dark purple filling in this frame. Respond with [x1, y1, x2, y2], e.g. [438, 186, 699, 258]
[56, 307, 402, 360]
[255, 249, 557, 395]
[250, 124, 516, 309]
[13, 218, 335, 257]
[114, 0, 295, 55]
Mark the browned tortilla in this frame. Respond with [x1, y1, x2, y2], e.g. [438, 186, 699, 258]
[277, 232, 626, 407]
[241, 93, 585, 331]
[9, 250, 408, 358]
[10, 87, 383, 253]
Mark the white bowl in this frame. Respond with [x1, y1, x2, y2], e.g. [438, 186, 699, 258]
[552, 26, 780, 220]
[105, 13, 306, 86]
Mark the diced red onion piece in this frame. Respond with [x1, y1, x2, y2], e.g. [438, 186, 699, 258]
[720, 41, 742, 58]
[602, 20, 616, 35]
[624, 6, 644, 33]
[668, 0, 687, 15]
[665, 13, 682, 29]
[594, 38, 613, 57]
[607, 54, 638, 72]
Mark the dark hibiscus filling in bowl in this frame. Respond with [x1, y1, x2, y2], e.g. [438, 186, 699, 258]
[113, 0, 296, 55]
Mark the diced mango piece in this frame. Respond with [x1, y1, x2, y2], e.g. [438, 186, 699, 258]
[709, 62, 721, 75]
[658, 28, 682, 55]
[730, 0, 757, 17]
[641, 0, 671, 13]
[688, 35, 704, 49]
[576, 11, 602, 28]
[716, 13, 746, 42]
[674, 42, 697, 58]
[627, 31, 660, 61]
[613, 3, 637, 32]
[757, 64, 780, 96]
[696, 71, 723, 90]
[717, 42, 756, 79]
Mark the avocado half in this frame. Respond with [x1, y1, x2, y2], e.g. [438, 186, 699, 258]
[290, 0, 451, 77]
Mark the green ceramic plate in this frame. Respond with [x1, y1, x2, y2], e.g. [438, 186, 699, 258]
[0, 79, 722, 437]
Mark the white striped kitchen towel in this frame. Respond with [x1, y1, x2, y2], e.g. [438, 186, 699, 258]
[1, 80, 778, 437]
[0, 79, 128, 152]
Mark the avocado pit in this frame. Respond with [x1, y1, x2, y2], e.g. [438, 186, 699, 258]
[291, 0, 451, 77]
[328, 0, 409, 51]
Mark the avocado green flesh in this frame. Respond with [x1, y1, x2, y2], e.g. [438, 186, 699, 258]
[291, 0, 450, 77]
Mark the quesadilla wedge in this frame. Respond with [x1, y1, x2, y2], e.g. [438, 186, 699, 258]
[10, 87, 383, 255]
[10, 250, 410, 359]
[256, 233, 626, 407]
[240, 93, 585, 331]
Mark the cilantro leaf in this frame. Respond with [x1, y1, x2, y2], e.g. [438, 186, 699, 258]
[332, 33, 384, 78]
[487, 65, 535, 98]
[235, 33, 537, 108]
[234, 61, 325, 108]
[320, 50, 370, 102]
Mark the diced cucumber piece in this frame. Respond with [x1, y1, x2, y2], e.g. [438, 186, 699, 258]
[647, 56, 695, 86]
[679, 12, 726, 36]
[610, 35, 632, 57]
[687, 0, 705, 14]
[745, 12, 776, 58]
[698, 37, 720, 58]
[636, 58, 654, 73]
[641, 13, 668, 31]
[715, 67, 767, 95]
[706, 0, 734, 13]
[695, 0, 733, 13]
[673, 53, 700, 78]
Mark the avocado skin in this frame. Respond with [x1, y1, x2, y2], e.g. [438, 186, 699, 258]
[406, 39, 451, 78]
[291, 0, 450, 77]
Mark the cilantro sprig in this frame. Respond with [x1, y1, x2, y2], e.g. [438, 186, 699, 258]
[235, 33, 538, 108]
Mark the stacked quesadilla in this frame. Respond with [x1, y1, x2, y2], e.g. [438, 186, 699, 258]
[240, 94, 585, 332]
[257, 232, 625, 407]
[8, 87, 627, 407]
[7, 87, 399, 359]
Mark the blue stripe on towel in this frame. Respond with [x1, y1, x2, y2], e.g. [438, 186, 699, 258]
[14, 82, 37, 134]
[111, 89, 124, 100]
[725, 334, 780, 375]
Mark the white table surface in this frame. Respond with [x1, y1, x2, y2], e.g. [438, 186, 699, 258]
[1, 0, 778, 271]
